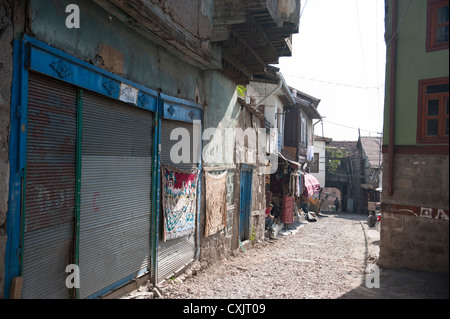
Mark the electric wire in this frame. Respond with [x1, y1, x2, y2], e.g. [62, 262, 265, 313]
[354, 0, 379, 134]
[282, 73, 385, 89]
[323, 120, 381, 135]
[300, 0, 309, 19]
[385, 0, 414, 47]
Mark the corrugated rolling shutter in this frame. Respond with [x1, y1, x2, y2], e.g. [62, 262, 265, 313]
[158, 119, 198, 282]
[22, 73, 77, 298]
[79, 91, 153, 299]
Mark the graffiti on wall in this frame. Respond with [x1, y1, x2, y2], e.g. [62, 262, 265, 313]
[420, 207, 449, 220]
[381, 203, 449, 221]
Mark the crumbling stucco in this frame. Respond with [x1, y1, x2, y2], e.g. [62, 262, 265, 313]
[0, 0, 13, 299]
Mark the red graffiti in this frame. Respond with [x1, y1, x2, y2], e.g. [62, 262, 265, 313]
[93, 192, 100, 212]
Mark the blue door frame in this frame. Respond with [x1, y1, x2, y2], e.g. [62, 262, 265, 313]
[4, 36, 202, 298]
[239, 164, 254, 241]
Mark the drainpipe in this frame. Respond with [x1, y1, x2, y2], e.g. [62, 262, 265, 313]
[313, 118, 322, 131]
[387, 0, 398, 197]
[312, 118, 323, 145]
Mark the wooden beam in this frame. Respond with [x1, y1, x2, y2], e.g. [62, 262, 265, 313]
[96, 0, 222, 70]
[203, 165, 236, 171]
[10, 277, 23, 299]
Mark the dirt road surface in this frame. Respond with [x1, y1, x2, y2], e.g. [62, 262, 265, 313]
[122, 212, 449, 299]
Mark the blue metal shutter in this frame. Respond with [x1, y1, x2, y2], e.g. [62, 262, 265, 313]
[22, 73, 77, 299]
[79, 91, 153, 299]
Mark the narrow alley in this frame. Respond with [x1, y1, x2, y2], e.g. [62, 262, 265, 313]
[122, 213, 448, 300]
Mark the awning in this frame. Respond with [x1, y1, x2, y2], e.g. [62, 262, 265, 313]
[276, 151, 302, 169]
[303, 173, 321, 197]
[361, 183, 378, 190]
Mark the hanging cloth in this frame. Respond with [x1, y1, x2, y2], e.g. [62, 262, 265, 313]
[303, 173, 321, 197]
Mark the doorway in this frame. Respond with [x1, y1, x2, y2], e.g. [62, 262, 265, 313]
[239, 165, 253, 241]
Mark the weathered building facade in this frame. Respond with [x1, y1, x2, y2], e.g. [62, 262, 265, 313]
[257, 80, 323, 229]
[0, 0, 301, 298]
[359, 136, 382, 216]
[380, 0, 449, 273]
[309, 135, 332, 212]
[284, 88, 321, 166]
[310, 135, 332, 188]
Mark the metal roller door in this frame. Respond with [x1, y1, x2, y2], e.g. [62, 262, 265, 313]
[22, 73, 77, 298]
[79, 91, 153, 298]
[157, 119, 199, 282]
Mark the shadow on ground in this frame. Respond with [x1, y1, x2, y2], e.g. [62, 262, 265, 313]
[338, 267, 449, 299]
[320, 211, 449, 299]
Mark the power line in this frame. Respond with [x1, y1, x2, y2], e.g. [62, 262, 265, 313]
[282, 73, 384, 89]
[354, 0, 369, 90]
[385, 0, 414, 47]
[375, 0, 382, 129]
[300, 0, 309, 18]
[323, 120, 382, 135]
[354, 0, 374, 130]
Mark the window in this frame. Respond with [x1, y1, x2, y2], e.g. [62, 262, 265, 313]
[417, 77, 449, 143]
[309, 153, 320, 173]
[300, 112, 307, 146]
[427, 0, 449, 52]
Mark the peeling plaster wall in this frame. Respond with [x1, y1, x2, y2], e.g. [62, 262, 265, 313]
[199, 100, 267, 267]
[28, 0, 265, 276]
[237, 105, 266, 244]
[28, 0, 204, 100]
[2, 0, 274, 293]
[149, 0, 213, 39]
[198, 70, 240, 266]
[1, 0, 225, 296]
[0, 0, 13, 299]
[277, 0, 300, 22]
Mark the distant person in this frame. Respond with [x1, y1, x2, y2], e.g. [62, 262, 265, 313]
[265, 204, 275, 239]
[265, 204, 275, 229]
[334, 197, 340, 212]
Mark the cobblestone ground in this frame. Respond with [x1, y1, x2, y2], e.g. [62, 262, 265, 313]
[122, 212, 449, 299]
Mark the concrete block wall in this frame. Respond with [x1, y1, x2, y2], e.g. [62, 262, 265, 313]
[380, 212, 449, 273]
[383, 153, 449, 208]
[380, 153, 449, 273]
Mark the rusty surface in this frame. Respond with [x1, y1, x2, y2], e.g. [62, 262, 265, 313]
[21, 72, 77, 299]
[25, 72, 77, 232]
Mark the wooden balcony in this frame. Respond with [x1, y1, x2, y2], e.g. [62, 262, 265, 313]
[213, 0, 300, 84]
[93, 0, 300, 84]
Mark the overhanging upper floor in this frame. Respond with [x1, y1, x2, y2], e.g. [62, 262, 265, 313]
[93, 0, 300, 85]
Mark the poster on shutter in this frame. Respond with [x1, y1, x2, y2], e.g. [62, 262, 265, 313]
[119, 83, 138, 104]
[162, 164, 199, 241]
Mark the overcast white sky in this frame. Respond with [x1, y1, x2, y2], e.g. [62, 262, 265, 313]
[277, 0, 387, 141]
